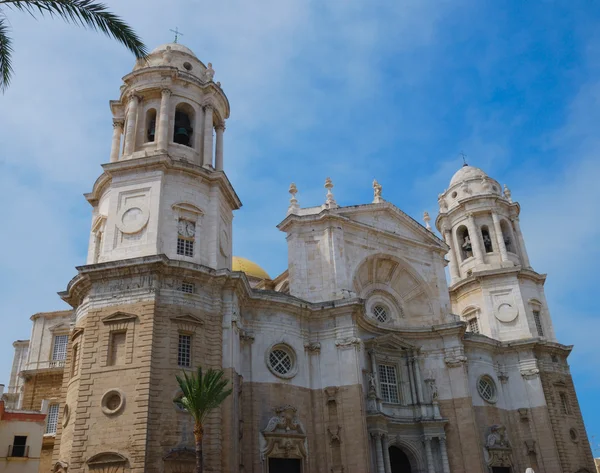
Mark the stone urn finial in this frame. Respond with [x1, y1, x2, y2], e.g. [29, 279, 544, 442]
[325, 177, 337, 208]
[288, 183, 299, 215]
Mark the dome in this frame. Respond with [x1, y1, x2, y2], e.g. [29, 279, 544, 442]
[449, 165, 488, 187]
[151, 43, 197, 57]
[232, 256, 271, 280]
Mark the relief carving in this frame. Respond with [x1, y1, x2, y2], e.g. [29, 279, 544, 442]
[260, 405, 307, 466]
[484, 424, 513, 469]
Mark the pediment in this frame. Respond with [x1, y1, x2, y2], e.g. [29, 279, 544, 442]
[170, 314, 204, 325]
[102, 312, 138, 324]
[172, 202, 204, 216]
[71, 328, 84, 341]
[87, 452, 127, 465]
[339, 203, 446, 249]
[49, 323, 70, 333]
[364, 333, 415, 351]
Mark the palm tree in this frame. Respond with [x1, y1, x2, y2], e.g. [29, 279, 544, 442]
[175, 367, 233, 473]
[0, 0, 147, 92]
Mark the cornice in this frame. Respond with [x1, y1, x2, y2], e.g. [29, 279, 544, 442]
[449, 266, 546, 293]
[435, 197, 520, 229]
[120, 66, 230, 118]
[84, 153, 242, 210]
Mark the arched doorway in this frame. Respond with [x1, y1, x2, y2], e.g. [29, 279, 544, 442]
[389, 446, 412, 473]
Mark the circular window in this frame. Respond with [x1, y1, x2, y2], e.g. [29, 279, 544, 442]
[372, 305, 388, 323]
[62, 404, 70, 427]
[492, 185, 498, 192]
[477, 376, 497, 403]
[569, 428, 578, 441]
[101, 389, 125, 416]
[451, 191, 458, 199]
[183, 61, 193, 71]
[266, 344, 297, 379]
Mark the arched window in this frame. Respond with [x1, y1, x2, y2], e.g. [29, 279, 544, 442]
[457, 225, 472, 261]
[481, 225, 493, 253]
[500, 220, 514, 253]
[174, 103, 195, 147]
[145, 108, 157, 142]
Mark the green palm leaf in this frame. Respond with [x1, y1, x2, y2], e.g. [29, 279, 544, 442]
[0, 16, 13, 91]
[0, 0, 147, 91]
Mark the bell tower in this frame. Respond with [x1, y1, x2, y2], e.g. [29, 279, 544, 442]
[436, 164, 556, 342]
[85, 43, 240, 270]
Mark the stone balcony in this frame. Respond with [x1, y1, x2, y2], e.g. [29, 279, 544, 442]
[20, 360, 65, 378]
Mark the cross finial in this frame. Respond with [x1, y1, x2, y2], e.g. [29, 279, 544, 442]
[460, 151, 468, 166]
[170, 27, 184, 43]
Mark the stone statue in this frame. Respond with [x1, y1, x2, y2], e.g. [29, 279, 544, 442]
[367, 372, 377, 392]
[503, 184, 512, 202]
[486, 424, 510, 449]
[525, 469, 535, 473]
[162, 45, 173, 64]
[373, 179, 383, 203]
[426, 378, 438, 401]
[205, 62, 215, 81]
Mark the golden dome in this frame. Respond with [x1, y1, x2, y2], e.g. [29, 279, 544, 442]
[232, 256, 271, 280]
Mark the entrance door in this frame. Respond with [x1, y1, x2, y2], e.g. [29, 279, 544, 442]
[389, 446, 412, 473]
[269, 458, 302, 473]
[491, 468, 511, 473]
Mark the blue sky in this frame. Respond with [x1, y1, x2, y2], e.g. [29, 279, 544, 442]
[1, 0, 599, 451]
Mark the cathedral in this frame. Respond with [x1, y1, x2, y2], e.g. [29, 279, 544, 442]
[3, 42, 595, 473]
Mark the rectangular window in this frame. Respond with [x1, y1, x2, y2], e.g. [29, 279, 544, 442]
[378, 364, 400, 404]
[180, 282, 195, 294]
[71, 344, 80, 377]
[52, 335, 68, 361]
[559, 392, 571, 415]
[533, 310, 544, 337]
[45, 404, 59, 434]
[468, 318, 480, 334]
[177, 237, 194, 257]
[178, 334, 192, 367]
[11, 436, 27, 457]
[108, 331, 127, 366]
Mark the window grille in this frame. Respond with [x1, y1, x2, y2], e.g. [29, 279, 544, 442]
[180, 282, 195, 294]
[45, 404, 59, 434]
[533, 310, 544, 337]
[52, 335, 68, 361]
[477, 376, 497, 403]
[178, 334, 192, 367]
[372, 305, 388, 323]
[467, 318, 480, 334]
[269, 348, 293, 375]
[177, 237, 194, 257]
[378, 364, 399, 404]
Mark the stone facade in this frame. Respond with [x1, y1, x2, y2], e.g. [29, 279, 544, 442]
[4, 42, 595, 473]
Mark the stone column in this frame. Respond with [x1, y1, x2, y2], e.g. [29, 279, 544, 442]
[215, 122, 225, 171]
[109, 120, 124, 162]
[511, 216, 531, 268]
[157, 88, 171, 150]
[412, 352, 424, 404]
[439, 436, 451, 473]
[203, 104, 214, 168]
[123, 94, 140, 156]
[466, 213, 484, 264]
[373, 433, 386, 473]
[406, 355, 417, 405]
[442, 228, 460, 282]
[382, 434, 392, 473]
[491, 212, 509, 262]
[424, 437, 436, 473]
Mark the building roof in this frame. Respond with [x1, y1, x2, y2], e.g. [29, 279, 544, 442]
[232, 256, 271, 280]
[449, 165, 488, 186]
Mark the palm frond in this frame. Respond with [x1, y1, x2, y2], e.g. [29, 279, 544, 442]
[175, 367, 233, 423]
[1, 0, 147, 58]
[0, 16, 13, 92]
